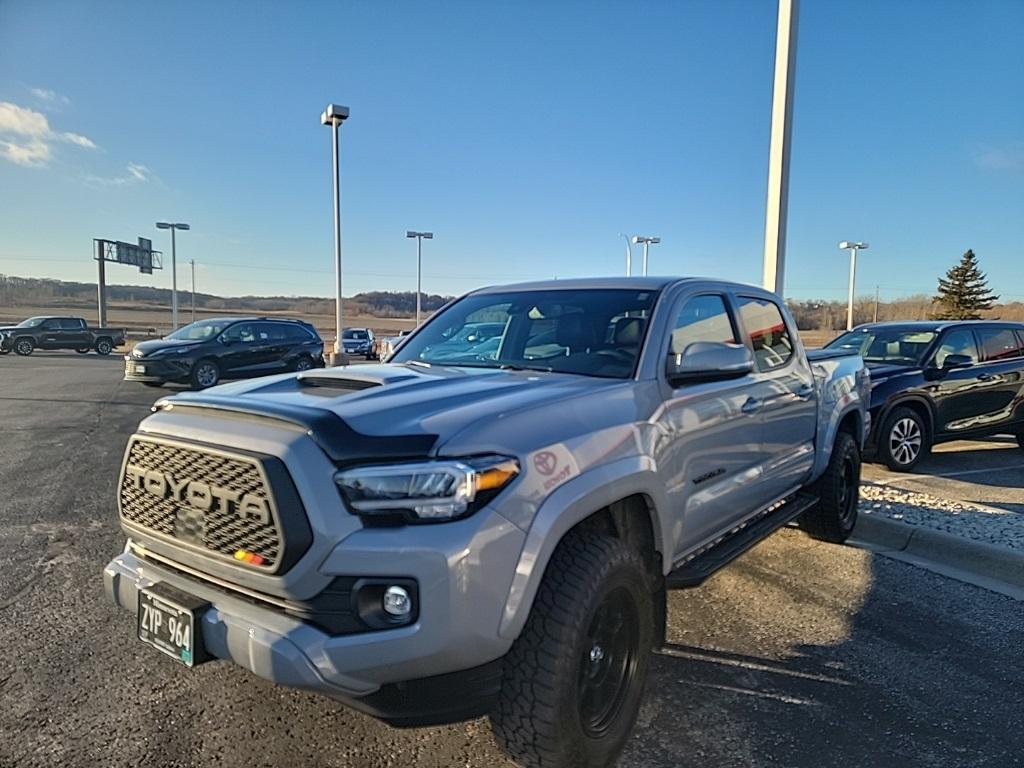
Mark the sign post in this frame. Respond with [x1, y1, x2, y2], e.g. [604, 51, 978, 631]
[93, 237, 163, 328]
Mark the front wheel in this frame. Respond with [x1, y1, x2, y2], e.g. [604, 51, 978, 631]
[491, 534, 652, 768]
[190, 359, 221, 389]
[800, 430, 861, 543]
[879, 406, 928, 472]
[14, 338, 34, 356]
[75, 347, 90, 354]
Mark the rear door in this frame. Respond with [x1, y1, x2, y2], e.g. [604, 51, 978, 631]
[59, 318, 89, 349]
[254, 322, 291, 371]
[658, 292, 765, 555]
[733, 295, 817, 501]
[971, 326, 1024, 432]
[218, 322, 260, 374]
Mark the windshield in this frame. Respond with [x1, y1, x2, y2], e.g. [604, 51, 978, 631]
[825, 328, 937, 365]
[392, 288, 659, 378]
[343, 329, 369, 340]
[165, 319, 233, 341]
[16, 317, 46, 327]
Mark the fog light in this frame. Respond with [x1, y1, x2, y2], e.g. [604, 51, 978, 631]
[382, 585, 412, 617]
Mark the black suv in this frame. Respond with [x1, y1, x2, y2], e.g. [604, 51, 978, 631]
[124, 317, 324, 389]
[826, 320, 1024, 471]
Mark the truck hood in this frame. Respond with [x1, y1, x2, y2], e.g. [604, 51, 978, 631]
[159, 363, 631, 461]
[133, 338, 205, 356]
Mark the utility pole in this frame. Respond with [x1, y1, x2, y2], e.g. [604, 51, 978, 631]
[762, 0, 799, 295]
[873, 284, 879, 323]
[190, 260, 196, 324]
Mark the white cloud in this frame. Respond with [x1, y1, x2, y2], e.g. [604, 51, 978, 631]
[974, 143, 1024, 172]
[0, 100, 97, 167]
[86, 162, 154, 186]
[29, 87, 70, 106]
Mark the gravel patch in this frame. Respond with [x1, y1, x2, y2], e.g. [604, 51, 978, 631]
[859, 483, 1024, 552]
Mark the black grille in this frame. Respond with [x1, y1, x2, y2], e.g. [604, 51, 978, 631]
[119, 437, 282, 569]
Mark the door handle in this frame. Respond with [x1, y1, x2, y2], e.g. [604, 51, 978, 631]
[797, 382, 815, 398]
[741, 397, 762, 415]
[977, 372, 996, 382]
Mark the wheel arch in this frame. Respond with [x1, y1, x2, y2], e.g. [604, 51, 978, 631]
[879, 395, 935, 442]
[497, 456, 668, 641]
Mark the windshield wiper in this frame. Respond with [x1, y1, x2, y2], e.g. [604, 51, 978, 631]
[499, 363, 554, 373]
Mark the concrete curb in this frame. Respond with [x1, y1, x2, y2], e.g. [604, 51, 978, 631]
[850, 513, 1024, 599]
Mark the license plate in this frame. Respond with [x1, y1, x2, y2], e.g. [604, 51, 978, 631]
[137, 585, 209, 667]
[135, 364, 146, 374]
[126, 361, 146, 374]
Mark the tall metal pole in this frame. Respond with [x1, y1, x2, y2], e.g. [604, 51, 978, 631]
[762, 0, 799, 296]
[416, 236, 422, 326]
[95, 240, 107, 327]
[873, 284, 879, 323]
[331, 120, 343, 361]
[170, 225, 178, 329]
[642, 241, 650, 277]
[846, 247, 858, 331]
[621, 234, 633, 276]
[190, 260, 196, 324]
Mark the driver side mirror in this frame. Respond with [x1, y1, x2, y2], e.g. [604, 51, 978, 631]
[942, 353, 973, 369]
[667, 341, 754, 385]
[219, 336, 235, 346]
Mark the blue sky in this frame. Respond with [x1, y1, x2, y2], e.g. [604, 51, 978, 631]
[1, 0, 1022, 302]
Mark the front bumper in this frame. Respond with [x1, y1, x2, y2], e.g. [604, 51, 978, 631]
[104, 502, 524, 722]
[123, 355, 193, 382]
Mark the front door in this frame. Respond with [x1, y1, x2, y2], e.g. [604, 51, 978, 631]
[658, 292, 764, 559]
[928, 328, 985, 437]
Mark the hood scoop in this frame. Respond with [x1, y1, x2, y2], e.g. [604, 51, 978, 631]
[297, 375, 381, 393]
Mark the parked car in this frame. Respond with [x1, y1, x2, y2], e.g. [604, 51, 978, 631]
[825, 320, 1024, 471]
[123, 316, 324, 389]
[376, 329, 411, 361]
[341, 327, 376, 359]
[104, 277, 868, 768]
[0, 316, 126, 356]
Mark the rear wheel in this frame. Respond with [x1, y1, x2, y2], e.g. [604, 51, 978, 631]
[190, 359, 220, 389]
[14, 338, 34, 356]
[94, 338, 113, 355]
[75, 347, 90, 354]
[879, 406, 928, 472]
[491, 533, 652, 768]
[800, 431, 860, 543]
[292, 356, 314, 372]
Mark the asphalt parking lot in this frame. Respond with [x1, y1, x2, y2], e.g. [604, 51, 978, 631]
[1, 353, 1023, 768]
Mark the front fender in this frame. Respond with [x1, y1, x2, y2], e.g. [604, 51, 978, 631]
[497, 455, 668, 641]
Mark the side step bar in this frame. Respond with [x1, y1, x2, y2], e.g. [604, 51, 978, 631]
[666, 492, 819, 589]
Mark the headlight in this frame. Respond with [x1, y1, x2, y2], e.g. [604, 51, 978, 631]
[334, 455, 519, 522]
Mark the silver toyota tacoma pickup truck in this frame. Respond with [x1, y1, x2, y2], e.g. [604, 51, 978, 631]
[105, 277, 868, 768]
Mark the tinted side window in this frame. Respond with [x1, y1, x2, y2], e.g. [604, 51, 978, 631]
[256, 322, 288, 342]
[933, 329, 979, 366]
[737, 297, 793, 370]
[59, 318, 83, 329]
[284, 324, 314, 341]
[977, 328, 1023, 362]
[223, 323, 256, 343]
[41, 319, 61, 330]
[670, 294, 735, 354]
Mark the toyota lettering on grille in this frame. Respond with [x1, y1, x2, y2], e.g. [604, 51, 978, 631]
[124, 464, 271, 525]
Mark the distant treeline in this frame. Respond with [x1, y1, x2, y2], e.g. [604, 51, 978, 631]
[0, 275, 452, 319]
[786, 295, 1024, 330]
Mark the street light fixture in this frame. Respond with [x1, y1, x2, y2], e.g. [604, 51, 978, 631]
[838, 241, 869, 330]
[321, 103, 350, 363]
[631, 235, 661, 277]
[155, 221, 190, 329]
[406, 231, 433, 326]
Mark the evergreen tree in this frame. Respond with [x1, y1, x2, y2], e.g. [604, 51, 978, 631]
[932, 249, 998, 320]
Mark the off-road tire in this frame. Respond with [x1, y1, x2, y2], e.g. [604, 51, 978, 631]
[190, 359, 220, 389]
[95, 338, 113, 355]
[800, 430, 860, 544]
[491, 533, 653, 768]
[878, 406, 929, 472]
[14, 337, 34, 356]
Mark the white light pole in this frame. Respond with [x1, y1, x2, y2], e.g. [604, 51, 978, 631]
[762, 0, 799, 295]
[839, 241, 869, 330]
[406, 231, 433, 326]
[190, 259, 196, 324]
[321, 103, 350, 363]
[155, 221, 190, 329]
[632, 235, 661, 276]
[619, 233, 634, 276]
